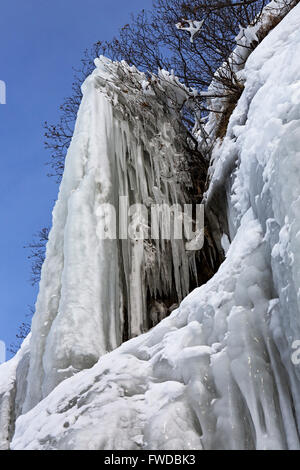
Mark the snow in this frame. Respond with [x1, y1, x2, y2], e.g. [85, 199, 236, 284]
[9, 2, 300, 449]
[235, 24, 258, 46]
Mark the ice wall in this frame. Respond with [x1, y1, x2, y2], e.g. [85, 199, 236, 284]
[10, 2, 300, 450]
[0, 337, 30, 449]
[22, 58, 202, 413]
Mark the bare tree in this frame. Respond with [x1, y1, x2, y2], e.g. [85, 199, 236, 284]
[25, 227, 50, 287]
[9, 306, 34, 354]
[9, 229, 49, 353]
[45, 0, 280, 181]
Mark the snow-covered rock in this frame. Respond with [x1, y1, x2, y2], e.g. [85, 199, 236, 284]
[8, 2, 300, 450]
[203, 0, 298, 143]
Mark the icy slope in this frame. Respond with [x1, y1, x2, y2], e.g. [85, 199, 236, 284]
[11, 3, 300, 450]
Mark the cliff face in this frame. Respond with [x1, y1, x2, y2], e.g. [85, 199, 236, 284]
[1, 2, 300, 451]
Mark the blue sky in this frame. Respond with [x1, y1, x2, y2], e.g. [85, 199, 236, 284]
[0, 0, 153, 359]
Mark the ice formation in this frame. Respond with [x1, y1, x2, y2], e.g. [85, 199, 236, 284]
[0, 336, 30, 449]
[21, 58, 208, 413]
[1, 0, 300, 451]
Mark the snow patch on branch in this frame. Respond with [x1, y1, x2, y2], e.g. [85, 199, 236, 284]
[176, 19, 204, 43]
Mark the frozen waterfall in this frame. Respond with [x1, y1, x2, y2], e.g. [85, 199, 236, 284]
[22, 58, 212, 413]
[0, 0, 300, 451]
[9, 2, 300, 450]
